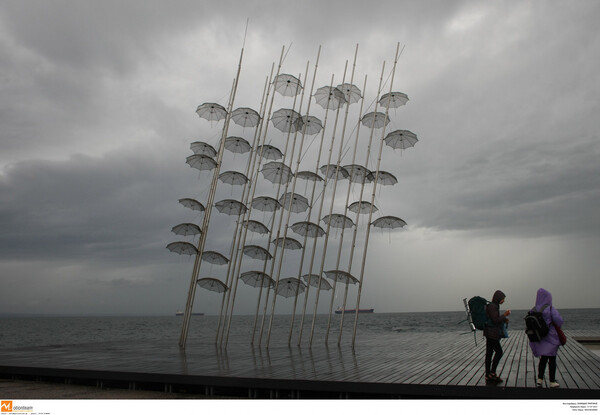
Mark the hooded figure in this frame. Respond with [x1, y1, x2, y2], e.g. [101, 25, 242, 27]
[484, 290, 507, 340]
[529, 288, 564, 357]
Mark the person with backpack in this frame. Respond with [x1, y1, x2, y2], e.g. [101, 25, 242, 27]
[528, 288, 564, 388]
[484, 290, 511, 383]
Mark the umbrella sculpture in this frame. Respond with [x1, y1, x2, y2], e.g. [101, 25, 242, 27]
[178, 198, 205, 212]
[190, 141, 217, 158]
[324, 270, 360, 285]
[243, 245, 273, 261]
[337, 83, 362, 105]
[196, 102, 227, 122]
[215, 199, 248, 215]
[371, 216, 407, 229]
[273, 74, 303, 97]
[320, 164, 349, 180]
[343, 164, 374, 184]
[348, 201, 378, 214]
[291, 221, 325, 238]
[244, 220, 270, 235]
[197, 277, 228, 293]
[224, 136, 252, 154]
[322, 213, 355, 229]
[276, 278, 306, 298]
[378, 91, 409, 108]
[296, 171, 323, 182]
[256, 144, 283, 160]
[231, 107, 261, 128]
[261, 161, 293, 184]
[251, 196, 281, 212]
[314, 86, 347, 110]
[360, 111, 390, 129]
[384, 130, 418, 150]
[218, 171, 249, 186]
[299, 115, 323, 135]
[171, 223, 202, 237]
[374, 171, 398, 186]
[301, 274, 332, 290]
[202, 251, 229, 265]
[271, 237, 303, 250]
[271, 108, 303, 133]
[166, 241, 198, 256]
[240, 270, 274, 288]
[186, 154, 217, 172]
[279, 192, 310, 214]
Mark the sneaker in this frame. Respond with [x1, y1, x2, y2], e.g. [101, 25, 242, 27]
[549, 381, 560, 388]
[536, 378, 543, 387]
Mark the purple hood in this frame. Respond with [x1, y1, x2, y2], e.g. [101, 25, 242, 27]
[535, 288, 553, 309]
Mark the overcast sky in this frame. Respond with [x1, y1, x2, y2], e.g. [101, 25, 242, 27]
[1, 0, 599, 317]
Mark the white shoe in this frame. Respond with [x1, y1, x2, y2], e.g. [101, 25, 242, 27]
[550, 381, 560, 388]
[536, 378, 543, 387]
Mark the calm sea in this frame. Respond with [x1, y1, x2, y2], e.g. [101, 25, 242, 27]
[1, 309, 599, 349]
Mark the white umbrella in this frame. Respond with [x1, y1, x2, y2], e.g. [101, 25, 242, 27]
[299, 115, 323, 135]
[218, 171, 249, 186]
[379, 92, 409, 108]
[291, 221, 325, 238]
[240, 271, 274, 288]
[296, 171, 323, 182]
[166, 241, 198, 256]
[343, 164, 374, 184]
[178, 198, 205, 212]
[348, 201, 378, 214]
[279, 192, 310, 213]
[256, 144, 283, 160]
[196, 102, 227, 122]
[276, 278, 306, 298]
[271, 237, 303, 250]
[371, 216, 407, 229]
[186, 155, 217, 172]
[324, 270, 359, 285]
[273, 74, 303, 97]
[202, 251, 229, 265]
[224, 136, 251, 154]
[261, 161, 293, 184]
[302, 274, 332, 290]
[252, 196, 281, 212]
[190, 141, 217, 158]
[314, 86, 346, 110]
[374, 171, 398, 186]
[243, 245, 273, 261]
[271, 108, 303, 133]
[337, 83, 362, 104]
[244, 220, 270, 235]
[384, 130, 418, 150]
[231, 107, 261, 128]
[171, 223, 202, 237]
[322, 213, 354, 229]
[360, 111, 390, 129]
[197, 277, 228, 293]
[215, 199, 247, 215]
[320, 164, 349, 180]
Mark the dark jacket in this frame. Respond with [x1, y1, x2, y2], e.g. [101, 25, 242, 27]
[484, 290, 507, 340]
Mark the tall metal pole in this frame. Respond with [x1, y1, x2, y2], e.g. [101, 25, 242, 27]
[352, 43, 402, 348]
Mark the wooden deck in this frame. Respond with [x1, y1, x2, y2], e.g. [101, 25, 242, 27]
[1, 329, 599, 398]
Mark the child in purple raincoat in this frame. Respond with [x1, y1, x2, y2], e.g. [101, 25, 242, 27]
[529, 288, 564, 388]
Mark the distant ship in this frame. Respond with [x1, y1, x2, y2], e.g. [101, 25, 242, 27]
[175, 311, 204, 316]
[334, 307, 374, 314]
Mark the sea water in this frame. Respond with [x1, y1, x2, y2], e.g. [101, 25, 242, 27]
[1, 309, 599, 349]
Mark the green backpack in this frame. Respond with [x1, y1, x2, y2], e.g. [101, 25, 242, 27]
[467, 296, 491, 330]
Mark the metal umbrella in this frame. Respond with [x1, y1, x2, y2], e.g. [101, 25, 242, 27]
[291, 221, 325, 238]
[319, 164, 349, 180]
[301, 274, 332, 291]
[171, 223, 202, 237]
[190, 141, 217, 158]
[348, 201, 378, 214]
[343, 164, 374, 184]
[243, 245, 273, 261]
[337, 83, 362, 105]
[215, 199, 247, 215]
[251, 196, 281, 212]
[244, 220, 270, 235]
[218, 171, 249, 186]
[384, 130, 418, 150]
[224, 136, 251, 154]
[202, 251, 229, 265]
[321, 213, 355, 229]
[197, 277, 228, 293]
[166, 241, 198, 256]
[374, 171, 398, 186]
[379, 92, 409, 108]
[299, 115, 323, 135]
[196, 102, 227, 122]
[261, 161, 293, 184]
[271, 108, 303, 133]
[371, 216, 407, 229]
[279, 192, 310, 214]
[186, 155, 217, 172]
[314, 86, 347, 110]
[276, 278, 306, 298]
[273, 74, 303, 97]
[360, 111, 390, 129]
[256, 144, 283, 160]
[178, 198, 205, 212]
[231, 107, 261, 128]
[271, 237, 303, 250]
[324, 270, 359, 285]
[240, 271, 274, 288]
[296, 171, 323, 182]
